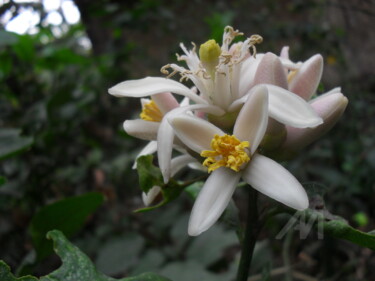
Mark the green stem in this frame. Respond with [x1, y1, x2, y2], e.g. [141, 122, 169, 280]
[236, 188, 259, 281]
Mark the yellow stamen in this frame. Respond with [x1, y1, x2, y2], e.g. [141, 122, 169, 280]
[201, 134, 250, 173]
[287, 70, 298, 83]
[140, 100, 163, 122]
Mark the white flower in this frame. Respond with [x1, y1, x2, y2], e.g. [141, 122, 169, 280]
[169, 86, 309, 236]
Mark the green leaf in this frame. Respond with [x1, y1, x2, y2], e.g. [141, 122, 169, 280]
[136, 155, 163, 193]
[322, 220, 375, 250]
[0, 176, 6, 186]
[0, 129, 34, 161]
[39, 230, 172, 281]
[0, 261, 37, 281]
[29, 192, 104, 260]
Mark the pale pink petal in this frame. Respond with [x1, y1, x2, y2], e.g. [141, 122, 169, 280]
[188, 168, 241, 236]
[280, 46, 289, 59]
[289, 54, 323, 100]
[282, 92, 348, 152]
[108, 77, 208, 105]
[253, 52, 288, 89]
[233, 86, 268, 154]
[238, 54, 263, 98]
[243, 154, 309, 210]
[123, 119, 159, 140]
[152, 92, 179, 114]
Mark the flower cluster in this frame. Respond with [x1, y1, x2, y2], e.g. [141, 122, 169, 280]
[109, 26, 348, 236]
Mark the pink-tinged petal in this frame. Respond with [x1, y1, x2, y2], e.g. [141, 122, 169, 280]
[243, 154, 309, 210]
[289, 54, 323, 100]
[265, 85, 323, 128]
[142, 186, 161, 206]
[188, 168, 241, 236]
[170, 115, 224, 154]
[108, 77, 208, 105]
[152, 92, 179, 114]
[132, 141, 158, 169]
[123, 119, 159, 140]
[282, 92, 348, 152]
[280, 46, 289, 59]
[234, 86, 269, 154]
[253, 52, 288, 89]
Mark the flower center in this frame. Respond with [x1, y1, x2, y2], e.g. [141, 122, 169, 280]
[200, 134, 250, 173]
[140, 100, 163, 122]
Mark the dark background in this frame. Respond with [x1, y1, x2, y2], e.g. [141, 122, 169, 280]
[0, 0, 374, 280]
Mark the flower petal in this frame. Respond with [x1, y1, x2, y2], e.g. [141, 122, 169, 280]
[188, 168, 241, 236]
[289, 54, 323, 100]
[142, 186, 161, 206]
[282, 92, 348, 152]
[170, 154, 199, 177]
[242, 154, 308, 210]
[170, 115, 224, 154]
[152, 92, 179, 114]
[233, 86, 269, 154]
[108, 77, 208, 105]
[132, 141, 158, 169]
[265, 85, 323, 128]
[253, 52, 288, 89]
[123, 119, 159, 140]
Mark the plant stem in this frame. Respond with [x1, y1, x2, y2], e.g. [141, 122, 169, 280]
[236, 187, 259, 281]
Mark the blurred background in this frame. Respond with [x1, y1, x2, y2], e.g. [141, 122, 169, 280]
[0, 0, 374, 280]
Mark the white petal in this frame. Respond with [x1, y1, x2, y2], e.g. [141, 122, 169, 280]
[108, 77, 208, 105]
[170, 115, 224, 154]
[132, 141, 158, 169]
[123, 119, 159, 140]
[158, 104, 224, 183]
[242, 154, 308, 210]
[188, 168, 241, 236]
[142, 186, 161, 206]
[265, 85, 323, 128]
[238, 54, 263, 98]
[170, 154, 198, 177]
[234, 86, 269, 154]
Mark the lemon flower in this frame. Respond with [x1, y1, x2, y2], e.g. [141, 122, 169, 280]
[169, 86, 309, 236]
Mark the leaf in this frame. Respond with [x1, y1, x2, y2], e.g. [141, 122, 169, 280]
[0, 176, 6, 186]
[0, 129, 34, 161]
[29, 192, 104, 260]
[39, 230, 172, 281]
[0, 31, 19, 47]
[322, 220, 375, 250]
[0, 261, 37, 281]
[136, 155, 163, 193]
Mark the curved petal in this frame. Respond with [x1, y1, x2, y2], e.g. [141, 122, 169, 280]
[233, 86, 269, 154]
[265, 85, 323, 128]
[142, 186, 161, 206]
[188, 168, 241, 236]
[239, 54, 263, 98]
[289, 54, 323, 100]
[282, 92, 348, 152]
[108, 77, 208, 105]
[123, 119, 159, 140]
[170, 154, 198, 177]
[253, 52, 288, 89]
[170, 115, 224, 154]
[152, 92, 179, 114]
[158, 104, 224, 182]
[132, 141, 158, 169]
[242, 154, 308, 210]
